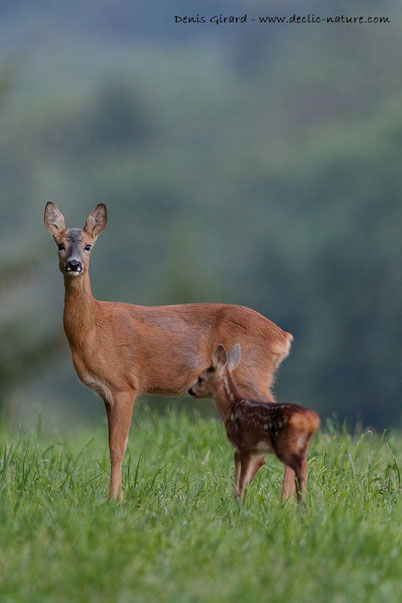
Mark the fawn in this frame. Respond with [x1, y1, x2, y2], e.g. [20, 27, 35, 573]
[44, 203, 294, 500]
[188, 344, 320, 502]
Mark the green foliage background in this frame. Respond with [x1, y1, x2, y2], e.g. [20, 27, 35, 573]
[0, 0, 401, 428]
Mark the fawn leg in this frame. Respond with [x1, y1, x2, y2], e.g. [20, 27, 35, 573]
[234, 451, 241, 497]
[238, 453, 265, 502]
[281, 465, 296, 502]
[301, 456, 308, 494]
[295, 455, 308, 503]
[248, 455, 265, 484]
[288, 455, 305, 503]
[105, 389, 136, 500]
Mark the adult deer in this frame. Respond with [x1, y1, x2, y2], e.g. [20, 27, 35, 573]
[44, 203, 294, 500]
[189, 344, 320, 502]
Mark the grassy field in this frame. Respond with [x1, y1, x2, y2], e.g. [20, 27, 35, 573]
[0, 410, 400, 602]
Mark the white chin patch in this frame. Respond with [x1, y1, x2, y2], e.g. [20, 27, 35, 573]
[66, 270, 82, 277]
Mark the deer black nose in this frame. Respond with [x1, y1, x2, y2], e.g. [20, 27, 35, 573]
[67, 259, 82, 272]
[188, 387, 195, 397]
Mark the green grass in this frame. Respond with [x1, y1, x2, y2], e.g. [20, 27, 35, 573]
[0, 411, 401, 602]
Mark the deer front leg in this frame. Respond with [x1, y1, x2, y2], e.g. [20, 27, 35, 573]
[238, 453, 265, 503]
[105, 389, 136, 500]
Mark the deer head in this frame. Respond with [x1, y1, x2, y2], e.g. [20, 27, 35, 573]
[44, 202, 107, 277]
[188, 343, 241, 398]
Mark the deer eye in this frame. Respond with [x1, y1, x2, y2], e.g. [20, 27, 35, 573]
[84, 244, 92, 251]
[197, 377, 203, 384]
[58, 243, 65, 251]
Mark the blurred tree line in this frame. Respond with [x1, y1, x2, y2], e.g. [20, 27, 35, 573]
[0, 60, 66, 412]
[0, 0, 400, 428]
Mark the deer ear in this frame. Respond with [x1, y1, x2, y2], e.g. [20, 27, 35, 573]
[44, 202, 66, 236]
[84, 203, 107, 237]
[211, 344, 227, 369]
[227, 344, 241, 372]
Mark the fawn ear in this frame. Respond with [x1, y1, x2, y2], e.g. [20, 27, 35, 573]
[84, 203, 107, 237]
[44, 202, 66, 237]
[212, 344, 227, 369]
[227, 344, 241, 372]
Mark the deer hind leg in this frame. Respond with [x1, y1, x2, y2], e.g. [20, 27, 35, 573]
[233, 451, 241, 498]
[293, 456, 306, 503]
[275, 442, 305, 504]
[105, 389, 137, 500]
[283, 452, 307, 504]
[281, 466, 296, 502]
[276, 454, 304, 504]
[291, 437, 311, 503]
[300, 456, 308, 497]
[238, 453, 265, 503]
[296, 441, 311, 503]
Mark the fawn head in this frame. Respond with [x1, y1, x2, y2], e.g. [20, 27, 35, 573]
[44, 203, 107, 277]
[188, 343, 241, 398]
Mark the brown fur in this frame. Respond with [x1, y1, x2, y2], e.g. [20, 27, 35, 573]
[44, 203, 293, 499]
[189, 344, 320, 503]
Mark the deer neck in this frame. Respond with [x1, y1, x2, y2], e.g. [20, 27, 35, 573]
[63, 271, 97, 347]
[214, 371, 242, 425]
